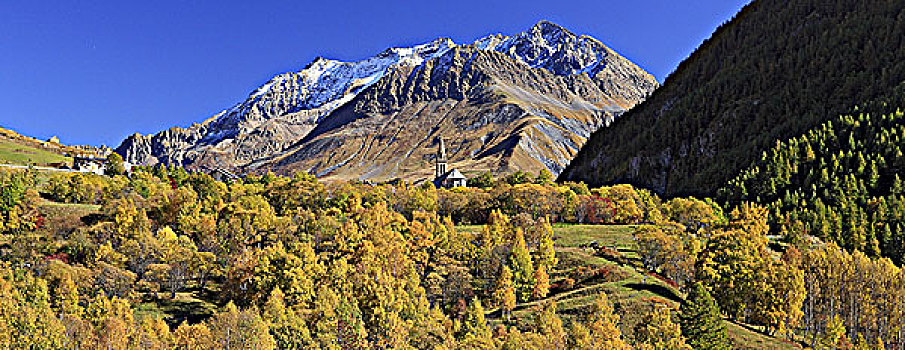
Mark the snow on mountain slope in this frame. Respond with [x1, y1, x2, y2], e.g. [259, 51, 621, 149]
[475, 21, 657, 105]
[116, 21, 657, 176]
[207, 37, 458, 140]
[476, 21, 610, 75]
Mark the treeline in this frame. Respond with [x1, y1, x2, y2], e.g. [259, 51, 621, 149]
[43, 166, 670, 226]
[721, 106, 905, 263]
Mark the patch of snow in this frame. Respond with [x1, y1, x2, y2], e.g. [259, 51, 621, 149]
[211, 37, 458, 138]
[470, 21, 612, 77]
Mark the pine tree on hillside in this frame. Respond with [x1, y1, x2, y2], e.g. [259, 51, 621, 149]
[587, 292, 632, 350]
[494, 265, 517, 322]
[680, 282, 731, 350]
[509, 228, 535, 302]
[464, 297, 491, 340]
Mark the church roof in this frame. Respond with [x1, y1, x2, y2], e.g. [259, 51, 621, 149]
[445, 169, 466, 179]
[435, 168, 466, 181]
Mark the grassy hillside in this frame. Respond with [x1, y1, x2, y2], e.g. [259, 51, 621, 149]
[459, 224, 800, 349]
[562, 0, 905, 197]
[0, 138, 71, 165]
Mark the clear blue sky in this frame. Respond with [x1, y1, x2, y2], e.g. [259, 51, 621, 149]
[0, 0, 750, 147]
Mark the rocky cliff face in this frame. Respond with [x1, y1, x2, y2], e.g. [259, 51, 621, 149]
[116, 21, 657, 181]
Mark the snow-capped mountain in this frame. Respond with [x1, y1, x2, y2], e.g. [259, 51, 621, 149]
[201, 38, 457, 144]
[477, 21, 656, 104]
[116, 21, 658, 180]
[217, 38, 456, 129]
[478, 20, 616, 75]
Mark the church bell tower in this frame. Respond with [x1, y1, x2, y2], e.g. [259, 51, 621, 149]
[435, 137, 447, 179]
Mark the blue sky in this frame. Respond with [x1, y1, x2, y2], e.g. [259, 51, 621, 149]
[0, 0, 750, 146]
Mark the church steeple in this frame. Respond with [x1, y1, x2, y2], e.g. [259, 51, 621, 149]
[435, 137, 447, 179]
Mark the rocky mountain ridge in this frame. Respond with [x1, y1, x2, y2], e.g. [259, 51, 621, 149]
[117, 21, 658, 181]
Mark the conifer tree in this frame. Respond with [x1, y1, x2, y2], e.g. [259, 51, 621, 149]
[494, 265, 517, 322]
[509, 228, 535, 301]
[536, 218, 558, 270]
[533, 300, 566, 348]
[463, 297, 490, 340]
[679, 282, 730, 350]
[587, 292, 631, 350]
[894, 174, 904, 195]
[532, 265, 550, 300]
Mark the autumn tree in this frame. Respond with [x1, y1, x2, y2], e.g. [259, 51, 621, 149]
[583, 292, 631, 350]
[821, 315, 851, 349]
[532, 265, 550, 300]
[509, 228, 535, 301]
[264, 287, 314, 349]
[174, 322, 213, 350]
[311, 285, 368, 349]
[634, 304, 691, 350]
[53, 273, 81, 316]
[0, 268, 66, 349]
[106, 152, 126, 176]
[208, 302, 276, 350]
[462, 297, 491, 342]
[536, 218, 558, 270]
[532, 300, 566, 349]
[494, 265, 517, 322]
[697, 203, 805, 334]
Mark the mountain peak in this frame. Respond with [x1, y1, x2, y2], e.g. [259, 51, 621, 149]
[529, 20, 569, 34]
[470, 20, 652, 80]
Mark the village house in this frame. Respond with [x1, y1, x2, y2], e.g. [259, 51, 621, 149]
[72, 156, 107, 175]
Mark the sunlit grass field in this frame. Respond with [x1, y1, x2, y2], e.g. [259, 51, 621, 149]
[0, 139, 70, 165]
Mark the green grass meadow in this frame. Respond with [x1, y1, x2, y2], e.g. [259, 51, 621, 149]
[0, 139, 71, 165]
